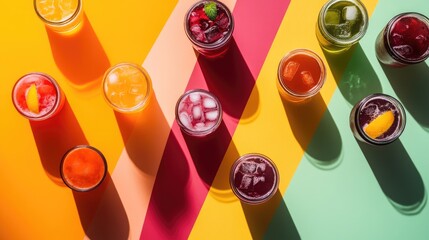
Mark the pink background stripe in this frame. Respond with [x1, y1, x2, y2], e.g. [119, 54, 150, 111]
[140, 0, 291, 239]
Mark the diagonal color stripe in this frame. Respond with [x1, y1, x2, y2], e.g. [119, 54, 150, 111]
[140, 0, 291, 239]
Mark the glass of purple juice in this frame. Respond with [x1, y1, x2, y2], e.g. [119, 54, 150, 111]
[176, 89, 222, 137]
[184, 0, 234, 57]
[376, 12, 429, 67]
[350, 93, 406, 145]
[230, 153, 279, 204]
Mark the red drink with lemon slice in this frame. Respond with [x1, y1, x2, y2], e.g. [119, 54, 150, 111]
[12, 73, 65, 121]
[350, 93, 406, 145]
[60, 145, 107, 192]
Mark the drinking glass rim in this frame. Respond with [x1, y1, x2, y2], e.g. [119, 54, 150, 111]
[34, 0, 83, 26]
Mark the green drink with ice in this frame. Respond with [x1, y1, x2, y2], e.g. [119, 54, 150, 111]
[316, 0, 368, 52]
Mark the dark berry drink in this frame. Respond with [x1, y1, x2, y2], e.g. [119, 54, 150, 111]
[176, 89, 222, 137]
[185, 0, 234, 57]
[230, 153, 279, 204]
[350, 93, 406, 145]
[376, 12, 429, 66]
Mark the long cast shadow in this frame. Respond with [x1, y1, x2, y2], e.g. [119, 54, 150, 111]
[73, 174, 130, 240]
[114, 94, 170, 176]
[358, 140, 427, 215]
[381, 62, 429, 131]
[281, 94, 342, 169]
[198, 38, 259, 120]
[30, 98, 88, 185]
[242, 190, 301, 240]
[46, 13, 110, 90]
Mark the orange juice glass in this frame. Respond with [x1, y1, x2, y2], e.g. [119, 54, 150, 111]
[34, 0, 83, 33]
[60, 145, 107, 192]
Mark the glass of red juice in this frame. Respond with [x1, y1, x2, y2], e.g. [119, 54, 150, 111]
[12, 72, 65, 121]
[176, 89, 222, 137]
[60, 145, 107, 192]
[230, 153, 279, 205]
[184, 0, 234, 58]
[376, 12, 429, 67]
[277, 49, 326, 103]
[350, 93, 406, 145]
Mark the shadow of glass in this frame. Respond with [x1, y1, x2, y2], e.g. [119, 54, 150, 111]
[336, 44, 383, 107]
[321, 44, 357, 84]
[30, 98, 88, 185]
[358, 140, 427, 215]
[304, 108, 343, 170]
[73, 174, 130, 240]
[114, 94, 170, 176]
[183, 121, 232, 189]
[242, 190, 300, 240]
[281, 94, 342, 169]
[198, 38, 259, 120]
[46, 13, 110, 90]
[381, 62, 429, 131]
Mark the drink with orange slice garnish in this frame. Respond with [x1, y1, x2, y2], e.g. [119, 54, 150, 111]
[60, 145, 107, 192]
[12, 73, 65, 121]
[34, 0, 83, 33]
[350, 93, 406, 145]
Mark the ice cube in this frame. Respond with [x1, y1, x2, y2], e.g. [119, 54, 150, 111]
[325, 9, 341, 25]
[108, 73, 119, 85]
[189, 92, 201, 103]
[342, 6, 359, 21]
[205, 110, 219, 121]
[192, 106, 202, 120]
[253, 176, 265, 186]
[240, 162, 257, 174]
[195, 122, 206, 130]
[204, 121, 216, 129]
[300, 71, 315, 87]
[179, 112, 192, 128]
[393, 45, 413, 57]
[391, 33, 405, 46]
[256, 163, 266, 172]
[282, 61, 300, 82]
[190, 24, 205, 42]
[203, 97, 217, 109]
[239, 175, 253, 190]
[331, 22, 351, 39]
[217, 12, 229, 30]
[205, 25, 223, 43]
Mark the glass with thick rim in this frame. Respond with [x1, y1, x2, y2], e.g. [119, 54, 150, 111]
[375, 12, 429, 67]
[102, 63, 152, 113]
[184, 0, 235, 57]
[12, 72, 65, 121]
[175, 89, 223, 137]
[277, 49, 326, 103]
[230, 153, 279, 205]
[316, 0, 368, 52]
[350, 93, 406, 145]
[34, 0, 84, 33]
[60, 145, 107, 192]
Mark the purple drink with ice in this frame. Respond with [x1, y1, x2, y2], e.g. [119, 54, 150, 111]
[176, 89, 222, 137]
[184, 0, 234, 57]
[230, 153, 279, 204]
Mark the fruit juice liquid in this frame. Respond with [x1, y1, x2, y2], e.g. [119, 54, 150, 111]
[34, 0, 83, 33]
[61, 145, 107, 192]
[102, 63, 152, 113]
[230, 153, 279, 204]
[316, 0, 368, 52]
[184, 0, 234, 57]
[350, 93, 406, 145]
[176, 89, 222, 137]
[12, 73, 65, 121]
[376, 12, 429, 67]
[277, 49, 326, 103]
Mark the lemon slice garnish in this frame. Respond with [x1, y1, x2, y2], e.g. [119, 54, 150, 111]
[26, 84, 40, 114]
[363, 110, 394, 139]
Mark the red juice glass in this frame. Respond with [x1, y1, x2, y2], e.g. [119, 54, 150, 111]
[60, 145, 107, 192]
[376, 12, 429, 67]
[184, 0, 234, 58]
[230, 153, 279, 205]
[12, 72, 65, 121]
[175, 89, 222, 137]
[350, 93, 406, 145]
[277, 49, 326, 103]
